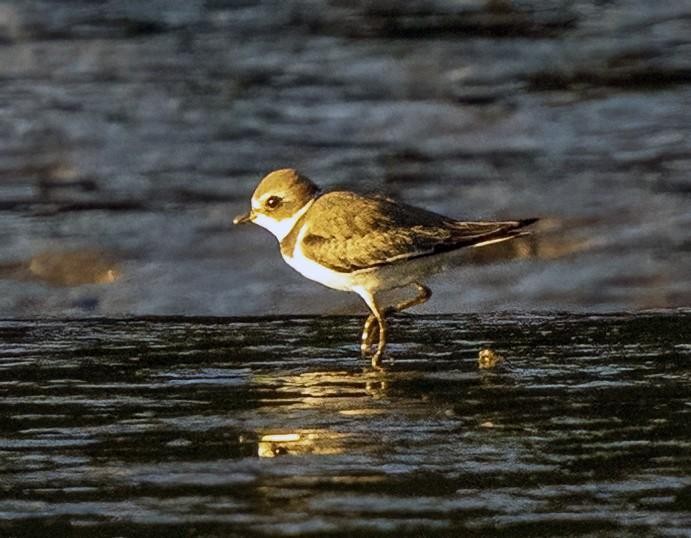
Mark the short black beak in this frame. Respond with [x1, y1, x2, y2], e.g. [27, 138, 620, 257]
[233, 211, 253, 225]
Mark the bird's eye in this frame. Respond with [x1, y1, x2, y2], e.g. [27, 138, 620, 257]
[265, 196, 282, 209]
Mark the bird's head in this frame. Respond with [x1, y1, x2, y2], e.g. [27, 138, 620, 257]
[233, 168, 321, 240]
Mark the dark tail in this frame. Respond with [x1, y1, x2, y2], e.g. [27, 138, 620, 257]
[440, 217, 539, 251]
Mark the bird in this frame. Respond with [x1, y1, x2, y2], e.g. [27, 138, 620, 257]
[234, 168, 538, 369]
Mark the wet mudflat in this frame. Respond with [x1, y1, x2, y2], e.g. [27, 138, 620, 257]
[1, 312, 690, 537]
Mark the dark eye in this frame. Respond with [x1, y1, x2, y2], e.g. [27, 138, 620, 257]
[266, 196, 282, 209]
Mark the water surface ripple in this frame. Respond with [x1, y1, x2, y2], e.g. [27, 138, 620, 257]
[0, 313, 690, 536]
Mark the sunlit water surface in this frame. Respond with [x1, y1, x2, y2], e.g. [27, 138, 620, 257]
[1, 313, 690, 536]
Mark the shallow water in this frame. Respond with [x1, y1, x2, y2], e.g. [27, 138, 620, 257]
[1, 313, 690, 536]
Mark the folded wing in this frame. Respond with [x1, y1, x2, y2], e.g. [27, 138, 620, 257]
[300, 192, 537, 273]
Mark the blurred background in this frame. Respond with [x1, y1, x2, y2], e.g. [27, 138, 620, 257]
[0, 0, 689, 317]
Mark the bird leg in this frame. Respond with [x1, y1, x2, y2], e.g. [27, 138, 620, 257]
[390, 282, 432, 314]
[359, 283, 432, 366]
[362, 283, 432, 349]
[370, 306, 388, 370]
[358, 291, 388, 370]
[360, 313, 379, 357]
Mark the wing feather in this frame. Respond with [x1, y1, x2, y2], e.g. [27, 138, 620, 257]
[300, 192, 536, 273]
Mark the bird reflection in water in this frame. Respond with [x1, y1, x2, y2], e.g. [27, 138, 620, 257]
[0, 248, 121, 286]
[257, 430, 352, 458]
[252, 371, 396, 458]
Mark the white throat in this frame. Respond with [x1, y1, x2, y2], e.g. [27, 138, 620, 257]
[252, 198, 315, 241]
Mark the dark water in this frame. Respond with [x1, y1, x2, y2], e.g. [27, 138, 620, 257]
[1, 313, 690, 536]
[1, 0, 690, 317]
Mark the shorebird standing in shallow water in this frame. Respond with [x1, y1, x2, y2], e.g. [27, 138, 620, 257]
[234, 169, 537, 369]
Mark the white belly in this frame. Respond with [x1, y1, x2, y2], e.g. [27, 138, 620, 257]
[282, 242, 451, 294]
[282, 249, 356, 291]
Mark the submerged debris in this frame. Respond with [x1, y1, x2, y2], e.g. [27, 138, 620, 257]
[478, 348, 505, 369]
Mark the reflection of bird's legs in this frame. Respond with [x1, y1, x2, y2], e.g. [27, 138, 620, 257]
[360, 283, 432, 364]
